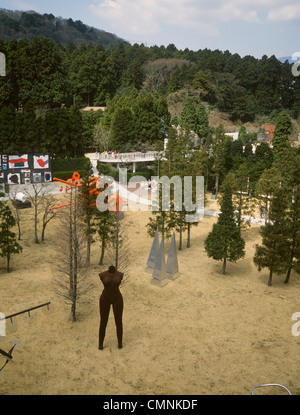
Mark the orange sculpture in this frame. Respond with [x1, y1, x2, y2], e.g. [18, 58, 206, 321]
[50, 172, 123, 213]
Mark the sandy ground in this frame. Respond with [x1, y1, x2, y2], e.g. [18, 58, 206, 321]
[0, 192, 300, 396]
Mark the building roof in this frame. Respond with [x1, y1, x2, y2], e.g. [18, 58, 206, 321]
[80, 106, 106, 112]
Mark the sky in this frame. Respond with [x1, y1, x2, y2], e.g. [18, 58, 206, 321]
[1, 0, 300, 59]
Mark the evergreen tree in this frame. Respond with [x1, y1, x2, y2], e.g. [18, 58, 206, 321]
[212, 125, 228, 194]
[272, 110, 292, 156]
[221, 164, 255, 229]
[284, 188, 300, 283]
[253, 189, 290, 286]
[255, 166, 281, 222]
[204, 183, 245, 274]
[69, 105, 84, 157]
[109, 106, 135, 151]
[196, 104, 209, 144]
[79, 163, 98, 266]
[95, 210, 115, 265]
[0, 204, 22, 272]
[0, 104, 16, 153]
[180, 99, 199, 135]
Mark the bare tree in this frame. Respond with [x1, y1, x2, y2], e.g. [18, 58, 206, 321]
[93, 123, 110, 152]
[41, 193, 60, 242]
[23, 183, 44, 244]
[142, 58, 194, 92]
[55, 184, 93, 322]
[105, 212, 131, 286]
[21, 183, 60, 243]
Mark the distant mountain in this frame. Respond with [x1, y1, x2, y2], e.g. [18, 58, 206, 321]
[0, 9, 129, 47]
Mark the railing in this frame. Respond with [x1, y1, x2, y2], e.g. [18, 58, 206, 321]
[0, 302, 51, 323]
[98, 151, 164, 162]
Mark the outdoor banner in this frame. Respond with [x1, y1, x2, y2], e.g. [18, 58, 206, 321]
[0, 154, 51, 184]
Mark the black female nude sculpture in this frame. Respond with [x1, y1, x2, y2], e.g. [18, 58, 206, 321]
[98, 265, 124, 350]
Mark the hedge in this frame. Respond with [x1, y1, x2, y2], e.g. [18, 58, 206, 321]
[96, 161, 152, 182]
[51, 157, 90, 172]
[127, 171, 151, 180]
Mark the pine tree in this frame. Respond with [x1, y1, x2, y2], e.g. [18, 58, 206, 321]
[253, 189, 290, 286]
[69, 105, 84, 157]
[204, 184, 245, 274]
[105, 212, 131, 285]
[254, 166, 281, 223]
[221, 164, 255, 229]
[283, 188, 300, 284]
[195, 104, 209, 144]
[0, 204, 22, 272]
[95, 210, 114, 265]
[272, 110, 292, 156]
[79, 162, 98, 266]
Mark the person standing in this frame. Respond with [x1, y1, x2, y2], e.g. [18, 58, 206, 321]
[98, 265, 124, 350]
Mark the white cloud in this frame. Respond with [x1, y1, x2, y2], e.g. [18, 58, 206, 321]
[267, 4, 300, 21]
[88, 0, 300, 44]
[88, 0, 266, 38]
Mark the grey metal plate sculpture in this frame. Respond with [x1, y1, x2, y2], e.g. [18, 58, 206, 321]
[166, 232, 179, 280]
[151, 237, 168, 287]
[145, 227, 159, 274]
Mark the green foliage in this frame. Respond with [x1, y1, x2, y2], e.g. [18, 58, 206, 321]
[52, 170, 86, 181]
[0, 204, 23, 272]
[253, 189, 291, 286]
[94, 210, 115, 265]
[283, 188, 300, 283]
[272, 110, 292, 155]
[128, 171, 151, 181]
[204, 184, 245, 274]
[51, 157, 90, 172]
[0, 10, 128, 47]
[180, 99, 209, 143]
[96, 162, 119, 181]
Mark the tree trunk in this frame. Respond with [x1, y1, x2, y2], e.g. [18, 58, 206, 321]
[187, 222, 190, 248]
[72, 187, 78, 321]
[86, 236, 90, 266]
[34, 200, 39, 244]
[284, 267, 292, 284]
[41, 217, 48, 242]
[99, 238, 105, 265]
[285, 242, 296, 284]
[206, 165, 209, 192]
[179, 211, 182, 250]
[237, 193, 242, 228]
[71, 300, 76, 322]
[7, 253, 10, 273]
[215, 174, 219, 197]
[268, 269, 273, 286]
[221, 257, 226, 275]
[16, 210, 21, 240]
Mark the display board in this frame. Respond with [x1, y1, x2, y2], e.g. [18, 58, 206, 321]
[0, 154, 51, 185]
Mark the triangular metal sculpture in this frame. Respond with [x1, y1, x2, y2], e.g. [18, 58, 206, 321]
[166, 232, 179, 280]
[151, 236, 168, 287]
[145, 227, 159, 273]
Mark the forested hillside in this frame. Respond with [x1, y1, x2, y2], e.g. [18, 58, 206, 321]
[1, 32, 299, 117]
[0, 11, 299, 163]
[0, 9, 127, 47]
